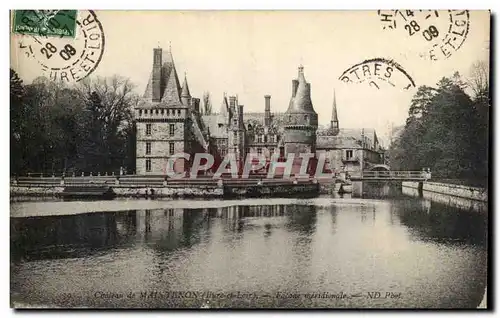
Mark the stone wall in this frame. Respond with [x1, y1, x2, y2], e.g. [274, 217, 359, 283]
[402, 181, 487, 202]
[11, 186, 64, 196]
[11, 185, 223, 198]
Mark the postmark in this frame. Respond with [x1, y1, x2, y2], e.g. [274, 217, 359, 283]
[16, 10, 105, 82]
[377, 10, 470, 61]
[13, 10, 77, 38]
[338, 58, 416, 90]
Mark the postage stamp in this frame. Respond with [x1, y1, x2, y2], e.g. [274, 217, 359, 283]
[338, 58, 416, 90]
[377, 10, 470, 61]
[13, 10, 78, 38]
[15, 10, 105, 82]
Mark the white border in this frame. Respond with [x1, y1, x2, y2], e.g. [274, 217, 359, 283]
[3, 1, 498, 317]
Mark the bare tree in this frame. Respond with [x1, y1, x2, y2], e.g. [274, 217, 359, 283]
[466, 60, 489, 103]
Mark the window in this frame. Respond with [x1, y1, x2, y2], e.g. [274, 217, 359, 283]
[169, 124, 175, 136]
[346, 150, 353, 159]
[167, 109, 170, 116]
[304, 115, 309, 121]
[155, 109, 159, 115]
[146, 142, 151, 155]
[146, 159, 151, 172]
[257, 148, 262, 155]
[146, 124, 152, 135]
[139, 109, 142, 116]
[221, 149, 227, 156]
[257, 135, 262, 143]
[269, 147, 274, 155]
[169, 142, 174, 155]
[161, 109, 164, 115]
[233, 131, 237, 138]
[177, 109, 181, 116]
[264, 135, 268, 143]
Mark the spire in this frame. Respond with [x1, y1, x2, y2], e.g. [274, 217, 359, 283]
[331, 89, 338, 123]
[160, 49, 182, 105]
[181, 73, 191, 97]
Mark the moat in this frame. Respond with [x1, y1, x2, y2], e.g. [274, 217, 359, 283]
[10, 185, 487, 308]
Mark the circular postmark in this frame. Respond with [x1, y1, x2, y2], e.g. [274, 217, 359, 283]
[16, 10, 105, 82]
[338, 58, 416, 90]
[377, 10, 470, 61]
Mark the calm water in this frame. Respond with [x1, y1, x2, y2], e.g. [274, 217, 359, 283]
[10, 185, 488, 308]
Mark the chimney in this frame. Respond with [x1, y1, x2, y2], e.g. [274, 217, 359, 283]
[229, 96, 237, 113]
[292, 79, 299, 97]
[264, 95, 271, 127]
[193, 98, 200, 113]
[238, 105, 244, 128]
[152, 47, 162, 102]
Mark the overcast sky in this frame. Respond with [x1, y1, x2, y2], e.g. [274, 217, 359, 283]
[12, 10, 490, 145]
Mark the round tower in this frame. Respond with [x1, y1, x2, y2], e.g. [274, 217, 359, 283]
[283, 65, 318, 156]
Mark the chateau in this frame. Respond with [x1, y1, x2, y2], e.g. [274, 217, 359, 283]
[135, 47, 385, 175]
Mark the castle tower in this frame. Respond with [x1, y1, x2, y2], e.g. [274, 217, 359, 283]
[283, 65, 318, 156]
[134, 46, 206, 175]
[330, 89, 340, 136]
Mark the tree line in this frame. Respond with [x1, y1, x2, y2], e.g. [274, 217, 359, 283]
[10, 69, 138, 176]
[387, 61, 489, 187]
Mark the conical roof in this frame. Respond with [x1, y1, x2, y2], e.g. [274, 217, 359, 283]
[160, 50, 182, 105]
[286, 65, 316, 114]
[181, 74, 191, 97]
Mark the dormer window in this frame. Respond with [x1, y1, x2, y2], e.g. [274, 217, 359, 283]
[139, 109, 142, 116]
[305, 115, 309, 121]
[156, 109, 159, 115]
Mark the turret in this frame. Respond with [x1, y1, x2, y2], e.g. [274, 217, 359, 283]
[181, 73, 191, 106]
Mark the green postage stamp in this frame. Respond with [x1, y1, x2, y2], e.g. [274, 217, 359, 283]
[12, 10, 77, 38]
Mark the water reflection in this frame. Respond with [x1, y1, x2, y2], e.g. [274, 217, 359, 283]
[10, 194, 487, 308]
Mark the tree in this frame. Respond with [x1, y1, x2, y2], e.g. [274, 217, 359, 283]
[202, 91, 212, 115]
[466, 60, 489, 104]
[76, 75, 138, 173]
[10, 73, 138, 176]
[388, 69, 489, 187]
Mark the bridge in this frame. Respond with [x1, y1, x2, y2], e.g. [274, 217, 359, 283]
[348, 170, 430, 181]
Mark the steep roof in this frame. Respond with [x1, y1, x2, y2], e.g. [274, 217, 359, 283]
[202, 114, 228, 138]
[142, 48, 183, 107]
[286, 65, 317, 114]
[317, 128, 378, 150]
[181, 74, 191, 97]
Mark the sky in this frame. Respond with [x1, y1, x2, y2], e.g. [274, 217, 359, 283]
[11, 10, 490, 146]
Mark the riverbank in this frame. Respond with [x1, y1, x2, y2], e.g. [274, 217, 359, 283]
[10, 182, 320, 199]
[402, 181, 487, 202]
